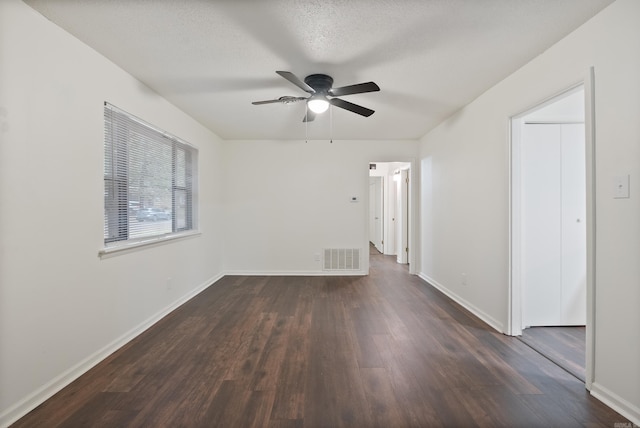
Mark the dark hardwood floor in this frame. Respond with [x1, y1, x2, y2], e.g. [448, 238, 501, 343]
[12, 253, 628, 427]
[520, 326, 586, 382]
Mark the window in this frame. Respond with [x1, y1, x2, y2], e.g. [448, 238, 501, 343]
[103, 102, 197, 249]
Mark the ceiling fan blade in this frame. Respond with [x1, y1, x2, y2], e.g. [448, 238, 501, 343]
[303, 107, 316, 122]
[329, 98, 375, 117]
[252, 99, 285, 105]
[329, 82, 380, 97]
[276, 71, 315, 94]
[252, 96, 306, 105]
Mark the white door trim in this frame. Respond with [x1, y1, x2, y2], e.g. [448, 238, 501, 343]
[508, 67, 596, 389]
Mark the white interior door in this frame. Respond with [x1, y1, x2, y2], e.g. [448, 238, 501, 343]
[522, 123, 586, 327]
[386, 175, 397, 255]
[369, 176, 383, 253]
[560, 124, 587, 324]
[396, 169, 409, 264]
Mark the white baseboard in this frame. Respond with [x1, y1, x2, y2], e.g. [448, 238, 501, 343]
[590, 382, 640, 426]
[0, 272, 224, 428]
[417, 272, 505, 333]
[223, 270, 367, 277]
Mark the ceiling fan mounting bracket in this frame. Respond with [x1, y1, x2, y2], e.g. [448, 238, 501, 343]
[304, 74, 334, 94]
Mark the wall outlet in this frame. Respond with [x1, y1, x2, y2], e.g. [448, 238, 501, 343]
[461, 273, 467, 286]
[166, 277, 172, 290]
[314, 253, 321, 262]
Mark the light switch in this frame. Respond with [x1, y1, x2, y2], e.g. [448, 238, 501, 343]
[613, 175, 630, 199]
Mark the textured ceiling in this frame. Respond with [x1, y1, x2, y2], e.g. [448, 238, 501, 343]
[24, 0, 613, 141]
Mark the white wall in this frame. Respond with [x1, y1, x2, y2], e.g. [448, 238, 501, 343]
[222, 140, 418, 275]
[0, 0, 226, 424]
[418, 0, 640, 422]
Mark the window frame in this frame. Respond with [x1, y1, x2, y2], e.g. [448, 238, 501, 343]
[102, 102, 198, 254]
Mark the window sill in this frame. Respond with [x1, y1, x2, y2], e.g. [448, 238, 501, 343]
[99, 230, 201, 259]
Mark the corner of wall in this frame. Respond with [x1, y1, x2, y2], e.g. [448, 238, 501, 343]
[417, 272, 506, 334]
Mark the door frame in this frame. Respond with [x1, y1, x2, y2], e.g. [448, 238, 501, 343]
[367, 159, 417, 275]
[508, 68, 596, 389]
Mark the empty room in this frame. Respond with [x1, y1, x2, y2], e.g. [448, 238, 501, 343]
[1, 0, 639, 426]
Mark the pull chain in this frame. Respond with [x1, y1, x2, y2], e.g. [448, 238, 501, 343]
[330, 104, 333, 144]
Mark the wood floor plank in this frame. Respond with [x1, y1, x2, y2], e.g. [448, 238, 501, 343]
[446, 386, 549, 427]
[520, 326, 586, 381]
[11, 254, 629, 427]
[372, 334, 447, 426]
[303, 283, 372, 427]
[233, 389, 276, 428]
[198, 380, 250, 427]
[251, 314, 294, 391]
[269, 292, 311, 421]
[359, 367, 414, 428]
[223, 311, 279, 383]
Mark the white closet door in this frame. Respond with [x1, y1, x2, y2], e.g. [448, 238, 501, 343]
[522, 123, 586, 327]
[560, 124, 587, 325]
[522, 124, 563, 326]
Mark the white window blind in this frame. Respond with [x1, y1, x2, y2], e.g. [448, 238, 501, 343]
[104, 102, 197, 247]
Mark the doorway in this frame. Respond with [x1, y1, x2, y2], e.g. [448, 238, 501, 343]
[510, 84, 593, 383]
[369, 162, 412, 269]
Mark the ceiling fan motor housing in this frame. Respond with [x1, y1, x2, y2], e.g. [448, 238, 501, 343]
[304, 74, 333, 94]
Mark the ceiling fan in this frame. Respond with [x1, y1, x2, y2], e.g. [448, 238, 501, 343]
[252, 71, 380, 122]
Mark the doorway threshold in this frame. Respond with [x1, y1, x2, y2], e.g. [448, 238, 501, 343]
[518, 326, 585, 382]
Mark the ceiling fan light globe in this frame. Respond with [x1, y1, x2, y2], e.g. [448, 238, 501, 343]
[308, 98, 329, 114]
